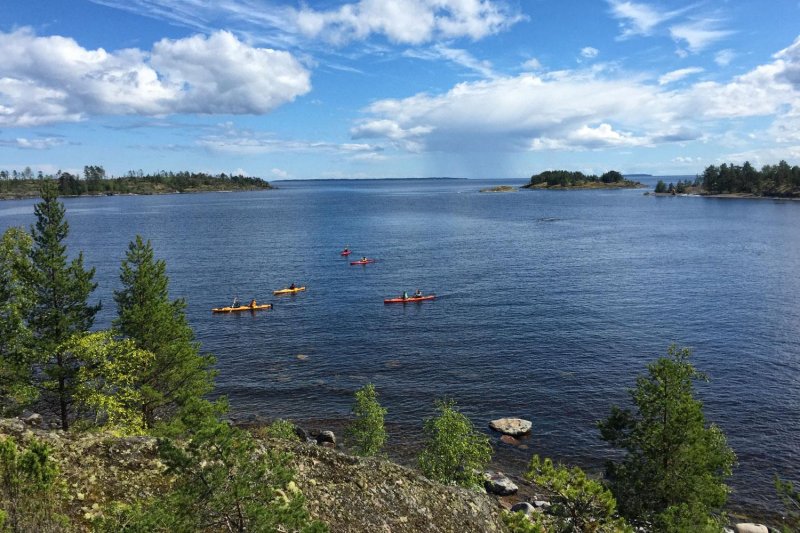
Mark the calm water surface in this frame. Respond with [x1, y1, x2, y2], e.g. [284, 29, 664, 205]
[1, 178, 798, 519]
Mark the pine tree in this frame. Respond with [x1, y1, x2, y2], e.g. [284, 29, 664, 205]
[598, 345, 735, 530]
[113, 235, 215, 428]
[27, 182, 99, 430]
[0, 228, 36, 414]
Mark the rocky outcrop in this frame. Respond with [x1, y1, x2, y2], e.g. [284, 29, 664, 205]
[488, 417, 532, 437]
[0, 418, 506, 533]
[734, 524, 769, 533]
[484, 472, 518, 496]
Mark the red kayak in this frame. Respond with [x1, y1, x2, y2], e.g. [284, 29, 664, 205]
[340, 250, 351, 256]
[384, 295, 436, 304]
[350, 259, 375, 265]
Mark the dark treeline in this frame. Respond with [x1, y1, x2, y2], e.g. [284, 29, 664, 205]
[655, 161, 800, 197]
[527, 169, 633, 187]
[0, 165, 270, 198]
[700, 161, 800, 196]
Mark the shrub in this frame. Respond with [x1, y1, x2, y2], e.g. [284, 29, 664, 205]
[99, 399, 326, 532]
[345, 383, 387, 456]
[418, 399, 492, 488]
[0, 436, 68, 532]
[262, 419, 301, 442]
[524, 455, 632, 532]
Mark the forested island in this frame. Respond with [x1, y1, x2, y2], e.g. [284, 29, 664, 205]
[523, 170, 643, 189]
[0, 165, 271, 199]
[654, 160, 800, 198]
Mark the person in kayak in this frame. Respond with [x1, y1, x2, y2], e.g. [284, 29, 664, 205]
[361, 257, 368, 262]
[414, 289, 423, 298]
[232, 296, 240, 307]
[289, 282, 296, 290]
[402, 291, 409, 299]
[249, 299, 257, 308]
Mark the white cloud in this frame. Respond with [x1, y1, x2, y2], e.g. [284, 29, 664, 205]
[0, 28, 311, 126]
[199, 125, 386, 157]
[714, 49, 735, 66]
[658, 67, 704, 85]
[351, 38, 800, 154]
[270, 168, 289, 178]
[606, 0, 681, 38]
[670, 19, 734, 53]
[296, 0, 525, 45]
[580, 47, 599, 59]
[521, 57, 542, 71]
[403, 45, 495, 77]
[0, 137, 67, 149]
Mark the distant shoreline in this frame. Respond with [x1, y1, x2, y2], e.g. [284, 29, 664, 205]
[524, 182, 646, 190]
[0, 187, 271, 202]
[647, 191, 800, 201]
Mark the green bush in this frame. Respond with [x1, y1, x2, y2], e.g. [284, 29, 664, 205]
[418, 399, 492, 488]
[776, 476, 800, 533]
[0, 436, 68, 532]
[99, 399, 326, 532]
[345, 383, 387, 456]
[524, 455, 632, 532]
[262, 419, 301, 442]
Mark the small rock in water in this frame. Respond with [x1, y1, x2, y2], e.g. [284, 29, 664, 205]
[296, 354, 308, 361]
[510, 502, 536, 516]
[489, 417, 532, 436]
[500, 434, 521, 446]
[484, 472, 518, 496]
[316, 430, 336, 446]
[734, 524, 768, 533]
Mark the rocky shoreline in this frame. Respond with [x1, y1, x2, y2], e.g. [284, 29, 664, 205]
[0, 414, 781, 532]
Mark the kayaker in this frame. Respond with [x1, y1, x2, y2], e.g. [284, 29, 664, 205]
[289, 282, 296, 290]
[232, 296, 240, 307]
[249, 299, 257, 308]
[402, 291, 408, 299]
[414, 289, 423, 298]
[361, 257, 367, 262]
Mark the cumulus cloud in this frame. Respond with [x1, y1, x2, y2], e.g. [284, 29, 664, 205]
[658, 67, 704, 85]
[0, 28, 311, 126]
[296, 0, 525, 44]
[351, 38, 800, 153]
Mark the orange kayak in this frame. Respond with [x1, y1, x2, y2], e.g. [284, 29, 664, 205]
[384, 295, 436, 304]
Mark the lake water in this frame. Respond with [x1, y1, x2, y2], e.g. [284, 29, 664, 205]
[1, 178, 798, 520]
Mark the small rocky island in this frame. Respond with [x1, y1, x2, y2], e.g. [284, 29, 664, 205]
[480, 185, 518, 193]
[522, 170, 643, 189]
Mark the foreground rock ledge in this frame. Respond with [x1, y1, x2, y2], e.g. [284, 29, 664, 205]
[489, 417, 532, 437]
[0, 418, 505, 533]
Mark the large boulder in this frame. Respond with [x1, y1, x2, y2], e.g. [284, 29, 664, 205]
[509, 502, 536, 516]
[488, 418, 532, 437]
[316, 430, 336, 446]
[483, 472, 518, 496]
[734, 524, 768, 533]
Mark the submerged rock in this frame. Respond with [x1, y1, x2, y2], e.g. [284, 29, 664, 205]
[488, 418, 532, 437]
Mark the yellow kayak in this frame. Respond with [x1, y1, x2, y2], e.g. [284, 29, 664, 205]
[212, 303, 272, 313]
[273, 286, 306, 295]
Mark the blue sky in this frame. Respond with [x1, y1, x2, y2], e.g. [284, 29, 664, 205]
[1, 0, 799, 179]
